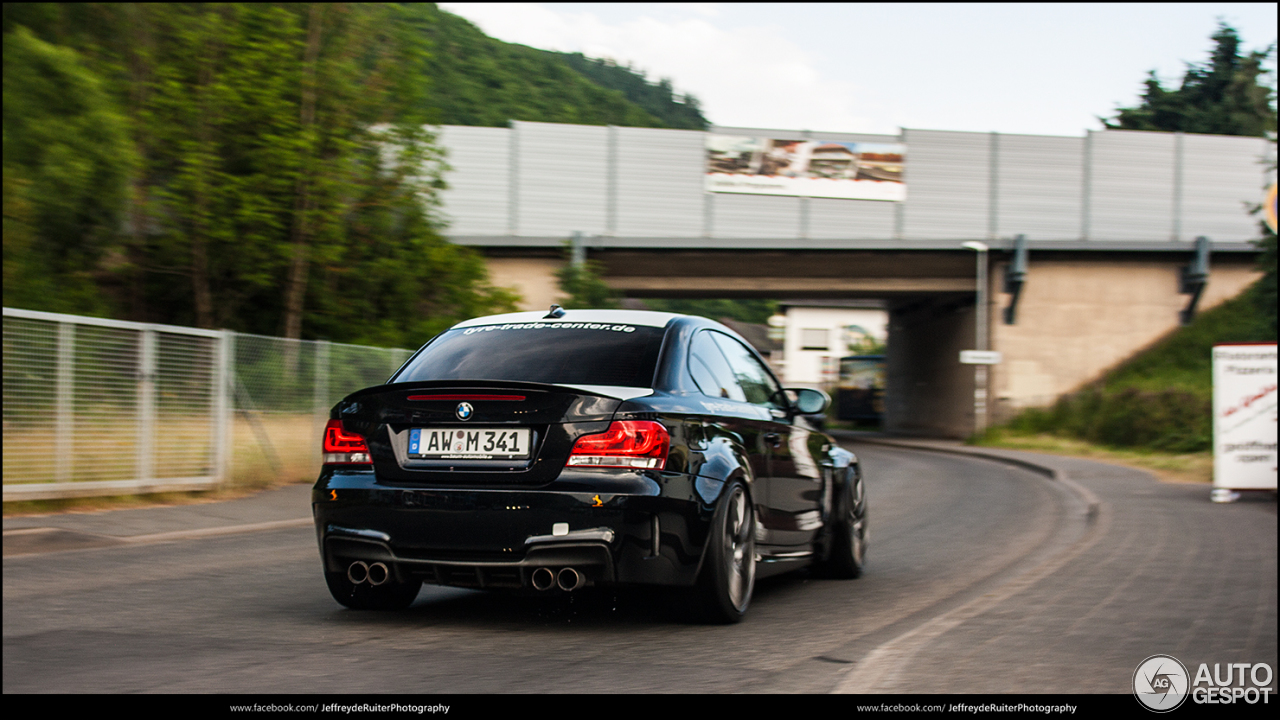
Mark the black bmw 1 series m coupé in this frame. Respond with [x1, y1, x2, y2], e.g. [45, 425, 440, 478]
[313, 308, 867, 622]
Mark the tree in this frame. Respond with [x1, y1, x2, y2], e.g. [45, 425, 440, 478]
[555, 243, 619, 309]
[305, 124, 519, 346]
[2, 26, 133, 315]
[642, 298, 778, 325]
[554, 52, 709, 130]
[3, 4, 517, 348]
[1104, 23, 1276, 137]
[4, 3, 714, 344]
[1105, 22, 1277, 336]
[408, 5, 679, 129]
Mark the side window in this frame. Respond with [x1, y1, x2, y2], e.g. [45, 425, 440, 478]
[709, 331, 784, 408]
[688, 331, 746, 402]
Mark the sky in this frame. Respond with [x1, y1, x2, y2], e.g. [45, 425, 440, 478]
[437, 2, 1278, 138]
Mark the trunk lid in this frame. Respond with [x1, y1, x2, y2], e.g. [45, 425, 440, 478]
[334, 380, 626, 486]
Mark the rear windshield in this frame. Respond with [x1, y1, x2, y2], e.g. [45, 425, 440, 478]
[393, 321, 668, 388]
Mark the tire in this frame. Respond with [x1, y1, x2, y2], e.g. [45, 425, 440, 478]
[820, 468, 867, 579]
[324, 567, 421, 610]
[693, 482, 756, 624]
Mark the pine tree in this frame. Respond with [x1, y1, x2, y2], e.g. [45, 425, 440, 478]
[1105, 23, 1276, 137]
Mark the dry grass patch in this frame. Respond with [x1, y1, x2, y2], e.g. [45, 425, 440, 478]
[4, 414, 322, 516]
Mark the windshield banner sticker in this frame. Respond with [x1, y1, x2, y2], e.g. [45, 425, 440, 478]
[463, 323, 637, 335]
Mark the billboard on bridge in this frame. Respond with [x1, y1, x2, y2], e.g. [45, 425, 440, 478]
[706, 135, 907, 201]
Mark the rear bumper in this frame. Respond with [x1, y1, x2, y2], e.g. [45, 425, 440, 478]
[312, 467, 724, 590]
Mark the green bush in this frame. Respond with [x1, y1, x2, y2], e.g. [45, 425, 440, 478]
[1006, 387, 1211, 452]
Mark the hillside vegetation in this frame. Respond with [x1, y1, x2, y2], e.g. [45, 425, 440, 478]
[413, 6, 706, 129]
[555, 52, 708, 130]
[2, 3, 706, 349]
[987, 281, 1274, 452]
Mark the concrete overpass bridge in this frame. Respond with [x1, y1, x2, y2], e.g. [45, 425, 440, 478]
[432, 121, 1273, 437]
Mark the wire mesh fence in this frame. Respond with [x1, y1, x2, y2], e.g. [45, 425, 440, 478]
[228, 333, 413, 493]
[2, 308, 413, 501]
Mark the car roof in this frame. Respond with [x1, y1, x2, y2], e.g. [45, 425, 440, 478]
[450, 309, 684, 330]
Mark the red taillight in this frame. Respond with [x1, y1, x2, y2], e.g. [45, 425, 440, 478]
[568, 420, 669, 470]
[323, 419, 372, 465]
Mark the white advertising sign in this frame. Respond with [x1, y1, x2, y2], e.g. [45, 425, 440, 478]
[705, 135, 907, 201]
[1212, 343, 1277, 491]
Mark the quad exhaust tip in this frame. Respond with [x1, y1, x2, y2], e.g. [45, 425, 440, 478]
[347, 561, 369, 585]
[557, 567, 584, 592]
[531, 567, 556, 591]
[347, 561, 390, 586]
[531, 567, 584, 591]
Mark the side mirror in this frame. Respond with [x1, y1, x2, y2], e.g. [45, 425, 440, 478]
[788, 388, 830, 415]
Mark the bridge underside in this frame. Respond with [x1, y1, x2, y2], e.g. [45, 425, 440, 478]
[594, 250, 975, 298]
[481, 247, 1262, 438]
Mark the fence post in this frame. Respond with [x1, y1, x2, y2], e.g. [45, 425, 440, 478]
[55, 322, 74, 484]
[388, 348, 401, 378]
[215, 330, 234, 486]
[1081, 131, 1093, 241]
[314, 339, 330, 447]
[137, 328, 156, 487]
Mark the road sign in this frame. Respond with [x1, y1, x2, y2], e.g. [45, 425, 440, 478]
[767, 313, 786, 341]
[960, 350, 1002, 365]
[1212, 343, 1277, 496]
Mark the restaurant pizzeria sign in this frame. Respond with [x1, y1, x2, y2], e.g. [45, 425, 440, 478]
[1212, 343, 1277, 496]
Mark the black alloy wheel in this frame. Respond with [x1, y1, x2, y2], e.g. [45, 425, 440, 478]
[694, 482, 756, 623]
[324, 567, 422, 610]
[820, 468, 867, 579]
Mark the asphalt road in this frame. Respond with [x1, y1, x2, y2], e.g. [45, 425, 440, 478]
[3, 442, 1275, 694]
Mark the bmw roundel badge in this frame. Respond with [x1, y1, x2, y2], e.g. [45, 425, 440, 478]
[456, 402, 474, 421]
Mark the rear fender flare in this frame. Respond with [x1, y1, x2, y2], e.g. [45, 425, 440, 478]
[690, 464, 755, 580]
[695, 433, 756, 502]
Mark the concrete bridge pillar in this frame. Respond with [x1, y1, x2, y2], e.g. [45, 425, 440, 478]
[884, 297, 978, 438]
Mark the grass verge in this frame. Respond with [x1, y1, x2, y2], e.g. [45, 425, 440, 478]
[973, 428, 1213, 484]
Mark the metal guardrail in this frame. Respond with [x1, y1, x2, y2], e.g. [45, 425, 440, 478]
[2, 307, 412, 501]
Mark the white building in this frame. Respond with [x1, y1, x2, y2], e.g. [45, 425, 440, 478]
[775, 300, 888, 388]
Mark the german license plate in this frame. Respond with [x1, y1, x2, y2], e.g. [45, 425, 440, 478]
[408, 427, 531, 460]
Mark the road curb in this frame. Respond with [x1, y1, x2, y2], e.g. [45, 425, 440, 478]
[2, 517, 314, 557]
[830, 432, 1102, 521]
